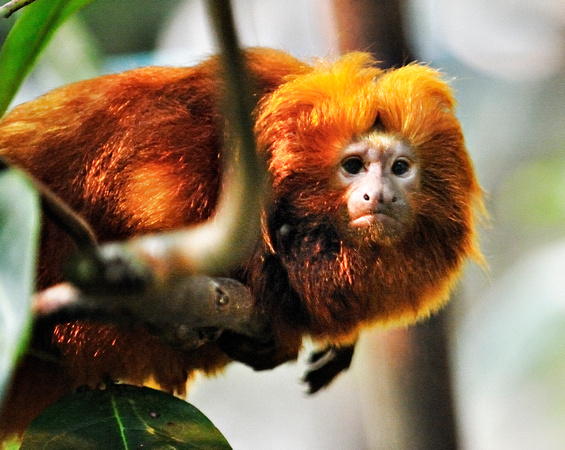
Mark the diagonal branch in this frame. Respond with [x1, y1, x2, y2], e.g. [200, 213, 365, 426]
[0, 156, 98, 254]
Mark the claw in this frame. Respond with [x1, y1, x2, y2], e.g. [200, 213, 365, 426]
[303, 343, 356, 394]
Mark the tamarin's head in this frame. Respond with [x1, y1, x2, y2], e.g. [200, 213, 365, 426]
[239, 51, 485, 350]
[256, 52, 483, 284]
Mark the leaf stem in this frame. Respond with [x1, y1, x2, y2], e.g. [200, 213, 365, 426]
[0, 0, 36, 19]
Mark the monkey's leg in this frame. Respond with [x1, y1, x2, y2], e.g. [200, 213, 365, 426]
[303, 343, 356, 393]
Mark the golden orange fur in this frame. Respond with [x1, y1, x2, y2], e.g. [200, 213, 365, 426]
[256, 53, 482, 334]
[0, 48, 482, 438]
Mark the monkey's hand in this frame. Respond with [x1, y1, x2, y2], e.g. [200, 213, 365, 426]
[218, 330, 299, 371]
[303, 343, 356, 394]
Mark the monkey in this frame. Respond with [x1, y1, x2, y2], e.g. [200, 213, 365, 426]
[0, 48, 483, 437]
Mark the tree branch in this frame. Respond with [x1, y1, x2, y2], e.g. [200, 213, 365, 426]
[33, 276, 268, 351]
[1, 0, 266, 350]
[0, 156, 98, 254]
[66, 0, 266, 290]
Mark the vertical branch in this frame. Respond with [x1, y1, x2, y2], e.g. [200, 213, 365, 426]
[357, 312, 459, 449]
[402, 313, 458, 448]
[332, 0, 413, 67]
[204, 0, 265, 257]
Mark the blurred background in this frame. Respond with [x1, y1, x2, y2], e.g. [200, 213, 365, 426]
[2, 0, 565, 448]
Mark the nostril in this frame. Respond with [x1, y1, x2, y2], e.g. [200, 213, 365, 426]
[363, 193, 370, 201]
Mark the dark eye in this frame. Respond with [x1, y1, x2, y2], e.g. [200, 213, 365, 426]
[341, 157, 364, 175]
[391, 159, 410, 176]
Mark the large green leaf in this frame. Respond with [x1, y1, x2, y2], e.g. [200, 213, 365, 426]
[21, 385, 232, 449]
[0, 165, 39, 401]
[0, 0, 96, 117]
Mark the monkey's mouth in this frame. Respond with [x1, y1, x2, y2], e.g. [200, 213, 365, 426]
[350, 211, 396, 229]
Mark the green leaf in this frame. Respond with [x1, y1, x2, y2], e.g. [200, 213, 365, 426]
[0, 166, 40, 401]
[21, 385, 232, 449]
[0, 0, 96, 117]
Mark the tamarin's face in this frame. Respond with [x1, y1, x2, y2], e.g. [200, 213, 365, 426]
[333, 131, 420, 245]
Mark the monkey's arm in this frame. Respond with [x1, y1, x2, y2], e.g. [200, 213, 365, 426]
[216, 328, 299, 371]
[217, 331, 356, 392]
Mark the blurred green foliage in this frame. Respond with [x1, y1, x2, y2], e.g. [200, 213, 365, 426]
[498, 155, 565, 228]
[79, 0, 180, 54]
[0, 167, 39, 405]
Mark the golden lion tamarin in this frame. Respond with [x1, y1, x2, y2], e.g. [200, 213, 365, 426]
[0, 48, 482, 437]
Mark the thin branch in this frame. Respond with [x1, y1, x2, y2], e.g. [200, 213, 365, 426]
[67, 0, 265, 290]
[36, 177, 98, 253]
[1, 0, 36, 18]
[0, 156, 98, 254]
